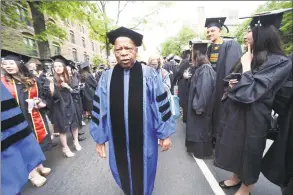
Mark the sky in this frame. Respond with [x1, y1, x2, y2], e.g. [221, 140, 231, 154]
[106, 1, 265, 61]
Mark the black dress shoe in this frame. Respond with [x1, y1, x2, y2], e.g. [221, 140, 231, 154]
[78, 135, 86, 141]
[78, 130, 85, 135]
[219, 180, 241, 189]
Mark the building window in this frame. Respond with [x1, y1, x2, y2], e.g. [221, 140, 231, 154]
[82, 26, 85, 34]
[72, 48, 78, 62]
[87, 55, 90, 62]
[52, 44, 60, 55]
[16, 6, 32, 26]
[70, 31, 75, 44]
[82, 37, 86, 48]
[84, 52, 87, 61]
[91, 42, 95, 51]
[22, 32, 37, 56]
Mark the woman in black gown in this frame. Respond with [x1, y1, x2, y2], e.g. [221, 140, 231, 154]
[66, 63, 84, 132]
[1, 54, 52, 187]
[215, 10, 293, 195]
[185, 40, 216, 159]
[49, 55, 82, 158]
[80, 61, 98, 119]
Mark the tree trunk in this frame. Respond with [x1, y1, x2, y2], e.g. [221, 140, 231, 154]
[106, 38, 110, 59]
[28, 1, 51, 59]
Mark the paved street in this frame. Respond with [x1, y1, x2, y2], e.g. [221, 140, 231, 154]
[22, 120, 282, 195]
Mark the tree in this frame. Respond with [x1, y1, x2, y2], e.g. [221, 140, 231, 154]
[1, 1, 97, 58]
[87, 1, 173, 60]
[92, 54, 107, 66]
[234, 1, 292, 54]
[160, 26, 199, 56]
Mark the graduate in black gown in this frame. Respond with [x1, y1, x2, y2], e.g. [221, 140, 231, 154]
[1, 52, 52, 187]
[185, 40, 216, 158]
[261, 49, 293, 195]
[215, 9, 293, 195]
[49, 55, 82, 158]
[80, 61, 98, 119]
[173, 48, 191, 106]
[172, 47, 192, 122]
[94, 64, 105, 83]
[66, 61, 86, 139]
[205, 17, 242, 145]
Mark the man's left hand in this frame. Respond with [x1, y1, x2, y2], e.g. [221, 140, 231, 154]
[159, 137, 172, 152]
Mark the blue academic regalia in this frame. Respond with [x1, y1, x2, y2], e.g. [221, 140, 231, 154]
[90, 62, 176, 195]
[1, 83, 45, 195]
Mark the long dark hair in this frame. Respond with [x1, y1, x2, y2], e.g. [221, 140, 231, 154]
[4, 60, 35, 91]
[181, 50, 191, 61]
[192, 45, 210, 68]
[80, 67, 91, 83]
[232, 25, 286, 73]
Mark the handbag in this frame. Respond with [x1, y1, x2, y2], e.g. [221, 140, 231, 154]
[168, 89, 180, 119]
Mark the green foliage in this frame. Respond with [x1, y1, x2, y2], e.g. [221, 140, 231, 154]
[91, 54, 107, 66]
[234, 1, 293, 54]
[160, 26, 198, 56]
[1, 1, 31, 28]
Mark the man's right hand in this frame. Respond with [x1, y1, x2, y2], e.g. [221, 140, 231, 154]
[96, 143, 106, 159]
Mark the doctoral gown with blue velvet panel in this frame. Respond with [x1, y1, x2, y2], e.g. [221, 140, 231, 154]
[90, 62, 176, 195]
[1, 83, 45, 195]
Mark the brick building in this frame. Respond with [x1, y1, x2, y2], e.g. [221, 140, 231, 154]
[1, 3, 106, 64]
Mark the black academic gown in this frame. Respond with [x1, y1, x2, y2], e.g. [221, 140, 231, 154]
[70, 72, 83, 129]
[261, 54, 293, 193]
[210, 40, 242, 138]
[182, 66, 196, 123]
[214, 54, 292, 186]
[82, 73, 98, 112]
[185, 64, 216, 158]
[95, 71, 103, 83]
[163, 61, 178, 94]
[173, 59, 192, 107]
[48, 82, 79, 134]
[37, 72, 53, 122]
[13, 78, 52, 152]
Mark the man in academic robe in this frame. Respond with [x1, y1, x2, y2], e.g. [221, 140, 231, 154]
[1, 82, 46, 195]
[90, 26, 176, 195]
[205, 17, 242, 145]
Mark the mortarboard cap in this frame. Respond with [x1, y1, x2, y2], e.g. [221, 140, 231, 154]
[80, 61, 90, 69]
[39, 58, 53, 65]
[107, 26, 143, 47]
[174, 56, 182, 63]
[205, 17, 229, 33]
[1, 49, 31, 63]
[67, 60, 77, 69]
[51, 55, 69, 65]
[166, 54, 175, 61]
[239, 8, 293, 29]
[190, 40, 211, 52]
